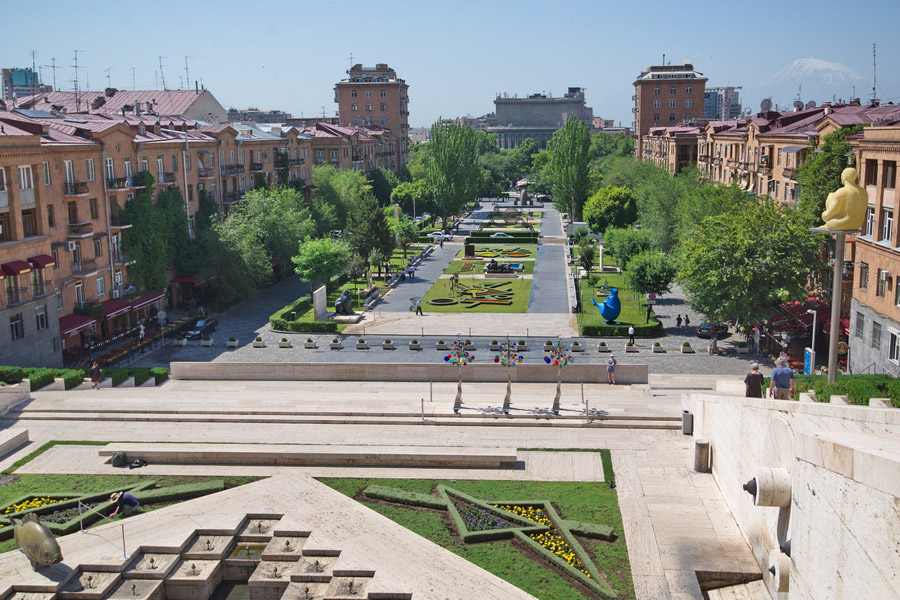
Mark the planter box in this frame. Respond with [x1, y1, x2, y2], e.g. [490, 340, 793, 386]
[652, 345, 665, 353]
[329, 342, 342, 350]
[517, 343, 527, 351]
[436, 343, 448, 351]
[356, 342, 369, 350]
[681, 345, 694, 353]
[174, 338, 187, 347]
[625, 345, 638, 353]
[278, 341, 292, 348]
[489, 343, 501, 351]
[382, 343, 394, 350]
[737, 346, 750, 354]
[226, 339, 239, 348]
[571, 344, 584, 352]
[304, 341, 317, 349]
[252, 340, 266, 348]
[409, 342, 421, 351]
[201, 339, 213, 347]
[543, 344, 554, 352]
[597, 345, 610, 352]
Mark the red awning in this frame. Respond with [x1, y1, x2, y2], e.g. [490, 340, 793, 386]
[823, 317, 850, 337]
[28, 254, 56, 269]
[101, 298, 132, 319]
[130, 290, 166, 310]
[1, 261, 32, 276]
[59, 313, 97, 338]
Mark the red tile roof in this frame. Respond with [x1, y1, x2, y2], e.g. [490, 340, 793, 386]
[13, 89, 212, 118]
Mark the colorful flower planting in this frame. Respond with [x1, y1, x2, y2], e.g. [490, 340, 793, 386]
[4, 497, 68, 515]
[495, 504, 589, 577]
[459, 262, 476, 272]
[41, 502, 100, 525]
[452, 498, 515, 531]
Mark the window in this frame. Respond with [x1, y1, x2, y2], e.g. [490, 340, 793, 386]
[653, 100, 660, 108]
[380, 90, 386, 98]
[316, 150, 325, 163]
[264, 150, 269, 161]
[866, 206, 875, 236]
[55, 288, 62, 310]
[184, 154, 191, 171]
[35, 305, 47, 331]
[67, 201, 78, 224]
[171, 154, 178, 172]
[882, 208, 893, 241]
[855, 311, 865, 338]
[157, 156, 164, 175]
[141, 156, 148, 172]
[52, 250, 59, 270]
[685, 99, 693, 108]
[382, 117, 388, 125]
[0, 212, 11, 242]
[877, 269, 888, 297]
[47, 204, 54, 228]
[866, 160, 878, 186]
[93, 238, 102, 257]
[890, 331, 900, 363]
[330, 150, 339, 162]
[365, 91, 371, 98]
[105, 158, 114, 180]
[86, 159, 95, 181]
[352, 118, 358, 126]
[381, 103, 386, 111]
[96, 274, 105, 297]
[9, 313, 23, 341]
[885, 161, 897, 189]
[860, 262, 869, 289]
[42, 162, 50, 185]
[0, 168, 5, 192]
[653, 87, 660, 95]
[669, 114, 676, 122]
[775, 181, 781, 199]
[351, 103, 357, 111]
[74, 281, 83, 306]
[19, 166, 33, 190]
[22, 209, 37, 237]
[653, 114, 660, 123]
[89, 198, 98, 220]
[670, 87, 676, 94]
[872, 321, 882, 350]
[351, 90, 357, 98]
[188, 185, 193, 203]
[366, 104, 372, 112]
[686, 86, 692, 94]
[669, 99, 676, 108]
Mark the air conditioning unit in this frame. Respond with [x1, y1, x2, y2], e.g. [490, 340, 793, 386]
[111, 289, 120, 299]
[114, 272, 122, 285]
[67, 241, 78, 252]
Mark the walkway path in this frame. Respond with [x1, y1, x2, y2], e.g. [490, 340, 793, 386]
[371, 242, 457, 313]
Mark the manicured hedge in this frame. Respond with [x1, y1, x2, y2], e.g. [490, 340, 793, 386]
[149, 367, 169, 385]
[129, 368, 149, 387]
[465, 236, 538, 245]
[763, 373, 900, 407]
[270, 318, 337, 333]
[562, 519, 616, 540]
[134, 480, 225, 504]
[581, 322, 661, 336]
[23, 368, 55, 391]
[363, 485, 449, 510]
[0, 366, 24, 384]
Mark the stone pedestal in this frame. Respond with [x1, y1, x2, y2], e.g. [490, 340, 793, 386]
[312, 285, 327, 321]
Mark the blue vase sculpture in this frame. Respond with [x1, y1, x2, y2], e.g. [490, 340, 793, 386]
[591, 287, 621, 323]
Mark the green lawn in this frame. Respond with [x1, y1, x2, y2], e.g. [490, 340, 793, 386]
[444, 260, 535, 275]
[421, 278, 532, 313]
[455, 246, 537, 259]
[318, 476, 634, 600]
[577, 272, 650, 328]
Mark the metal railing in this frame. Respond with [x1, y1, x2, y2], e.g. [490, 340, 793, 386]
[249, 162, 264, 172]
[197, 167, 215, 178]
[158, 172, 176, 184]
[32, 281, 54, 298]
[72, 259, 98, 275]
[65, 181, 90, 195]
[68, 222, 94, 237]
[6, 286, 31, 306]
[107, 177, 131, 190]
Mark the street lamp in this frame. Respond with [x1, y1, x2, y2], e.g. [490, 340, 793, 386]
[806, 309, 817, 374]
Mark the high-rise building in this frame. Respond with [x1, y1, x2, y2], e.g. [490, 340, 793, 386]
[334, 63, 409, 171]
[487, 88, 593, 150]
[633, 61, 707, 158]
[227, 108, 293, 123]
[1, 68, 51, 101]
[704, 87, 743, 121]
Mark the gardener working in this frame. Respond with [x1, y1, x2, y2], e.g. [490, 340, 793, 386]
[109, 491, 140, 518]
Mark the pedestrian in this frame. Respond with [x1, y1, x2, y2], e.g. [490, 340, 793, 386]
[407, 265, 415, 280]
[415, 298, 424, 316]
[109, 491, 140, 518]
[645, 304, 652, 324]
[744, 363, 764, 398]
[769, 357, 796, 400]
[676, 315, 682, 330]
[628, 325, 635, 345]
[606, 355, 616, 384]
[684, 314, 690, 329]
[90, 360, 102, 390]
[439, 238, 444, 249]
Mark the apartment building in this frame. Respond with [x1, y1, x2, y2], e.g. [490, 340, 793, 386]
[301, 122, 397, 174]
[641, 126, 701, 174]
[334, 64, 408, 171]
[15, 88, 227, 123]
[703, 87, 743, 121]
[633, 62, 706, 158]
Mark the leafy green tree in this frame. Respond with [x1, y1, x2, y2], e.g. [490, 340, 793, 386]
[583, 186, 637, 233]
[156, 186, 192, 273]
[547, 117, 591, 219]
[577, 238, 596, 276]
[604, 227, 651, 269]
[509, 138, 538, 174]
[121, 181, 167, 291]
[391, 179, 433, 217]
[195, 188, 219, 232]
[368, 167, 401, 206]
[678, 198, 825, 323]
[202, 217, 272, 307]
[394, 218, 420, 259]
[367, 248, 387, 279]
[236, 187, 311, 278]
[427, 123, 482, 229]
[625, 250, 677, 296]
[346, 192, 394, 264]
[253, 172, 268, 191]
[292, 238, 350, 293]
[673, 179, 746, 246]
[795, 125, 863, 224]
[589, 132, 633, 171]
[276, 150, 290, 186]
[311, 165, 370, 230]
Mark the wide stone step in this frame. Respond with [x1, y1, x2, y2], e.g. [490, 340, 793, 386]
[707, 579, 771, 600]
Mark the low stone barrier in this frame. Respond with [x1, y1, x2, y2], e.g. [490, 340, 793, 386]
[0, 429, 28, 459]
[170, 361, 648, 384]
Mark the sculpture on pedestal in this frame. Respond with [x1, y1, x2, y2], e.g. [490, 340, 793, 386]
[334, 290, 354, 315]
[821, 167, 867, 231]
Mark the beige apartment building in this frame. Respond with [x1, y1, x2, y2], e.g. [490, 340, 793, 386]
[633, 61, 707, 159]
[641, 125, 701, 174]
[334, 63, 409, 171]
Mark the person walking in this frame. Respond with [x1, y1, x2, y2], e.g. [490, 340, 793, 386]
[439, 238, 444, 249]
[606, 355, 616, 384]
[628, 325, 635, 345]
[90, 361, 102, 390]
[744, 363, 765, 398]
[676, 315, 682, 330]
[684, 314, 690, 329]
[769, 357, 796, 400]
[415, 298, 424, 316]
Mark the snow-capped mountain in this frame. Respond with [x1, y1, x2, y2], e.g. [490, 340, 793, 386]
[765, 58, 863, 85]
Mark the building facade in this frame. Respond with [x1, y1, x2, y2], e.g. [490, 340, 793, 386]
[633, 62, 707, 158]
[1, 68, 52, 101]
[641, 126, 701, 174]
[334, 64, 408, 171]
[703, 87, 743, 121]
[488, 88, 593, 150]
[227, 108, 293, 123]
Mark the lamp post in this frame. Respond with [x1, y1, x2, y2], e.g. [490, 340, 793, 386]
[806, 309, 817, 374]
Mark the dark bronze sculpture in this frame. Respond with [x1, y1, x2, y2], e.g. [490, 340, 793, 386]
[334, 290, 354, 315]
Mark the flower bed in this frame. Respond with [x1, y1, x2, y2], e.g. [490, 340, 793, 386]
[497, 504, 589, 576]
[41, 502, 101, 525]
[4, 496, 69, 515]
[452, 498, 516, 532]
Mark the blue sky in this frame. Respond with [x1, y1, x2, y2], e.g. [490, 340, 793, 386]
[3, 0, 898, 128]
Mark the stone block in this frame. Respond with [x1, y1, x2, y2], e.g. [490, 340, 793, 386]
[830, 394, 849, 405]
[869, 397, 892, 408]
[0, 429, 28, 459]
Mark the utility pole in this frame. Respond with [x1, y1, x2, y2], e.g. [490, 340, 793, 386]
[184, 56, 191, 91]
[104, 67, 112, 89]
[43, 57, 61, 90]
[132, 67, 136, 91]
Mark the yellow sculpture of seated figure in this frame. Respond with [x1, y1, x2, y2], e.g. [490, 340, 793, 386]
[821, 167, 867, 231]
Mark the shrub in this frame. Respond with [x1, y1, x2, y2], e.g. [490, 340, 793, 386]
[599, 341, 607, 346]
[286, 321, 337, 333]
[281, 338, 288, 343]
[332, 338, 339, 343]
[363, 485, 448, 510]
[229, 337, 236, 341]
[626, 342, 634, 347]
[176, 335, 184, 341]
[683, 341, 691, 347]
[24, 368, 55, 391]
[581, 321, 661, 336]
[438, 340, 445, 344]
[737, 341, 747, 348]
[384, 339, 392, 344]
[101, 368, 129, 387]
[491, 340, 498, 345]
[149, 367, 168, 385]
[129, 369, 149, 387]
[270, 318, 289, 330]
[411, 339, 418, 344]
[545, 340, 553, 345]
[358, 339, 366, 344]
[654, 341, 661, 346]
[465, 339, 472, 345]
[255, 337, 262, 342]
[307, 338, 313, 343]
[517, 340, 525, 345]
[203, 335, 211, 341]
[0, 366, 24, 384]
[573, 341, 580, 346]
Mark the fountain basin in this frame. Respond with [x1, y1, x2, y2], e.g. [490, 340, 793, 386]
[59, 569, 120, 600]
[106, 579, 163, 600]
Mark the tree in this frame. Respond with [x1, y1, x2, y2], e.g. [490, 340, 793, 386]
[121, 180, 167, 291]
[236, 187, 311, 278]
[583, 186, 637, 233]
[678, 198, 825, 323]
[577, 238, 596, 276]
[368, 167, 400, 206]
[391, 179, 433, 218]
[427, 123, 483, 229]
[156, 186, 192, 273]
[292, 238, 350, 293]
[624, 251, 677, 296]
[604, 227, 651, 269]
[795, 125, 863, 225]
[311, 165, 370, 230]
[367, 248, 387, 279]
[346, 192, 394, 264]
[547, 117, 591, 219]
[394, 218, 420, 259]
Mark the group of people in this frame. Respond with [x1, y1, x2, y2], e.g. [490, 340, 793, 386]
[744, 357, 796, 399]
[675, 314, 691, 330]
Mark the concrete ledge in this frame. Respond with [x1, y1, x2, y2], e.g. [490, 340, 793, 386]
[170, 362, 649, 384]
[0, 429, 29, 459]
[99, 443, 518, 469]
[796, 431, 900, 498]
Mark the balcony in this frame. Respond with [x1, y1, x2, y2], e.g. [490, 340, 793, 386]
[759, 165, 772, 176]
[158, 172, 176, 184]
[223, 191, 244, 204]
[290, 158, 303, 166]
[68, 222, 94, 238]
[782, 167, 797, 181]
[249, 162, 264, 172]
[109, 214, 131, 230]
[19, 188, 35, 206]
[65, 181, 90, 196]
[221, 164, 243, 176]
[275, 158, 290, 168]
[107, 177, 132, 190]
[698, 154, 708, 163]
[32, 281, 54, 298]
[197, 167, 216, 179]
[726, 159, 739, 168]
[6, 286, 31, 307]
[71, 259, 99, 276]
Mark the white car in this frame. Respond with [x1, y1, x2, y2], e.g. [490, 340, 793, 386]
[427, 232, 453, 241]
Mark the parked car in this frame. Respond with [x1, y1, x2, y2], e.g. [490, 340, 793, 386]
[696, 320, 728, 339]
[185, 318, 218, 340]
[490, 232, 513, 238]
[427, 231, 453, 241]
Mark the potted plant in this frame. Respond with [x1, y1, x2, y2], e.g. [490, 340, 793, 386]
[597, 340, 609, 352]
[544, 340, 553, 351]
[226, 337, 239, 348]
[517, 340, 527, 350]
[356, 338, 368, 350]
[681, 341, 694, 354]
[382, 339, 394, 350]
[304, 337, 317, 349]
[201, 335, 213, 347]
[464, 339, 474, 350]
[737, 341, 750, 354]
[279, 337, 292, 348]
[653, 341, 664, 353]
[626, 341, 637, 352]
[436, 339, 448, 350]
[489, 339, 501, 351]
[330, 338, 342, 350]
[174, 335, 187, 347]
[571, 340, 583, 352]
[252, 336, 266, 348]
[409, 339, 421, 350]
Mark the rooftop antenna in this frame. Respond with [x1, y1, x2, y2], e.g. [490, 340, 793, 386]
[105, 67, 112, 89]
[347, 52, 354, 69]
[31, 50, 37, 99]
[871, 42, 877, 102]
[662, 53, 665, 66]
[321, 106, 327, 118]
[43, 58, 60, 90]
[158, 56, 168, 91]
[154, 70, 159, 91]
[71, 50, 84, 111]
[184, 56, 192, 91]
[132, 67, 136, 91]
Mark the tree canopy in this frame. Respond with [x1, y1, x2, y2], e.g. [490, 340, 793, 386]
[583, 186, 637, 233]
[624, 250, 677, 296]
[292, 237, 351, 291]
[427, 123, 483, 227]
[547, 117, 591, 219]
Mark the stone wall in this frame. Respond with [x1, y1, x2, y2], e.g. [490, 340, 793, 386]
[683, 392, 900, 599]
[171, 361, 649, 384]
